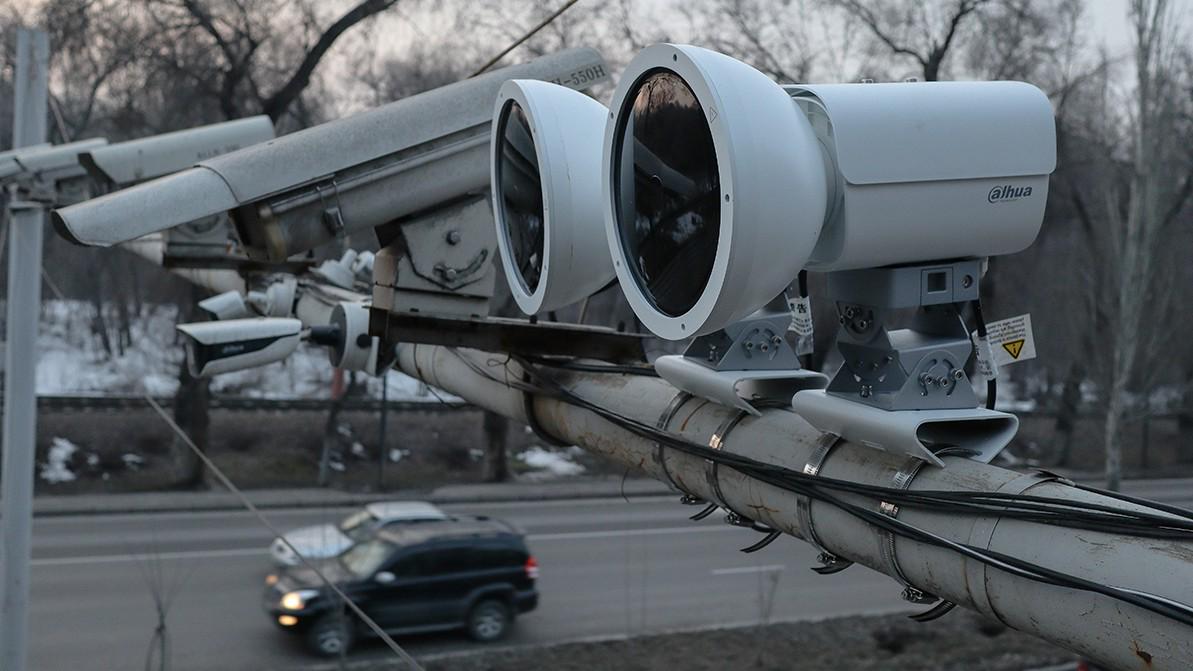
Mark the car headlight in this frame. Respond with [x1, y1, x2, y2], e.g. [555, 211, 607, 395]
[280, 589, 319, 611]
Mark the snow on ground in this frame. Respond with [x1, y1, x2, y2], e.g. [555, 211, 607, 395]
[35, 300, 448, 401]
[40, 437, 78, 484]
[517, 445, 586, 478]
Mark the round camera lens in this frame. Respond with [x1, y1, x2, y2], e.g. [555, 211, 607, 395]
[614, 70, 720, 318]
[497, 101, 545, 294]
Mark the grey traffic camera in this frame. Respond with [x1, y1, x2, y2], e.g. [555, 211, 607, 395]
[53, 48, 610, 263]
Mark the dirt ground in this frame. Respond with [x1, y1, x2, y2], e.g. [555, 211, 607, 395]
[33, 405, 627, 494]
[409, 611, 1074, 671]
[31, 404, 1193, 496]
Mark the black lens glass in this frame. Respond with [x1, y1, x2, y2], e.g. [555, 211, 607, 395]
[497, 101, 544, 294]
[614, 70, 720, 318]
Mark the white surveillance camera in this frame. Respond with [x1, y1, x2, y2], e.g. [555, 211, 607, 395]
[0, 143, 50, 179]
[177, 318, 302, 377]
[246, 277, 298, 318]
[2, 138, 109, 204]
[198, 290, 252, 320]
[53, 49, 612, 261]
[603, 44, 1056, 340]
[320, 301, 380, 373]
[79, 116, 274, 189]
[491, 79, 615, 315]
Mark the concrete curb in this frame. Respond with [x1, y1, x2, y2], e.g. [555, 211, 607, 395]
[26, 478, 676, 517]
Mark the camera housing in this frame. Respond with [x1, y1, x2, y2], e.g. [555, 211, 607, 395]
[79, 116, 274, 189]
[602, 44, 1056, 340]
[177, 318, 302, 377]
[491, 79, 614, 315]
[2, 138, 109, 205]
[52, 48, 610, 259]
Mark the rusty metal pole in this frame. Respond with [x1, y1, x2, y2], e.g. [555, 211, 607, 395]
[396, 343, 1193, 671]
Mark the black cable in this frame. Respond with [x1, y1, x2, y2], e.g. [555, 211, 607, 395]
[499, 357, 1193, 626]
[796, 270, 812, 371]
[971, 299, 996, 410]
[460, 350, 1193, 535]
[522, 354, 658, 377]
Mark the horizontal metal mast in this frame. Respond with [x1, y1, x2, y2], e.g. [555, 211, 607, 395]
[396, 343, 1193, 671]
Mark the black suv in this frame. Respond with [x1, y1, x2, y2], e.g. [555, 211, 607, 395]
[264, 515, 539, 656]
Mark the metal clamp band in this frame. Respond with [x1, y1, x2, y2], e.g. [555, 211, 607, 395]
[705, 410, 748, 507]
[522, 371, 569, 448]
[965, 471, 1059, 621]
[878, 456, 931, 602]
[796, 432, 842, 556]
[654, 392, 692, 491]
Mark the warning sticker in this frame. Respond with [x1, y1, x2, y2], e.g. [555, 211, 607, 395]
[972, 314, 1037, 375]
[787, 295, 814, 356]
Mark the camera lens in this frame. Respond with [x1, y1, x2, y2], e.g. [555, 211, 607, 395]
[613, 69, 720, 318]
[496, 100, 545, 294]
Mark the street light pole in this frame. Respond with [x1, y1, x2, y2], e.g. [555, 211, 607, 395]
[0, 27, 49, 671]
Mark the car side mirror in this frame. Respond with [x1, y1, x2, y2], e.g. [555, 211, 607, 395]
[375, 571, 396, 584]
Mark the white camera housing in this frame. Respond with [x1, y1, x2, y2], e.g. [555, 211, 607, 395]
[79, 116, 274, 189]
[788, 82, 1055, 271]
[198, 291, 252, 320]
[491, 79, 614, 315]
[177, 318, 302, 377]
[603, 44, 1056, 340]
[328, 301, 379, 373]
[53, 48, 610, 260]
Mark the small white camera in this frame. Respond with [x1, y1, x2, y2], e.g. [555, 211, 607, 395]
[2, 138, 109, 205]
[603, 44, 1056, 340]
[491, 79, 614, 315]
[198, 291, 252, 320]
[177, 318, 302, 377]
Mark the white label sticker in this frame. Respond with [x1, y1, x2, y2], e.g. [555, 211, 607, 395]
[787, 295, 814, 356]
[972, 313, 1036, 376]
[972, 334, 998, 380]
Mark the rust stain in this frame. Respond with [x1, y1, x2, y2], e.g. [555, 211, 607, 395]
[679, 400, 710, 431]
[1131, 640, 1153, 667]
[748, 503, 780, 515]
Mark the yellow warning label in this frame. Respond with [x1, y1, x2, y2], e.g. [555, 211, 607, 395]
[1003, 339, 1025, 359]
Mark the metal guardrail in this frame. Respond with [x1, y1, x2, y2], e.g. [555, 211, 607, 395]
[33, 394, 469, 413]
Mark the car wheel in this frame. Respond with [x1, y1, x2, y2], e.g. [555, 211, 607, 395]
[467, 599, 511, 642]
[305, 613, 354, 657]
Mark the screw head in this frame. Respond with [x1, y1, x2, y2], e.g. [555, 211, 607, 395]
[446, 230, 462, 245]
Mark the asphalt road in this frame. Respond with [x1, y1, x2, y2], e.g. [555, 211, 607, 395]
[26, 479, 1193, 670]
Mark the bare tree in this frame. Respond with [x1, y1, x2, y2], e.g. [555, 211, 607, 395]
[831, 0, 992, 81]
[1097, 0, 1193, 489]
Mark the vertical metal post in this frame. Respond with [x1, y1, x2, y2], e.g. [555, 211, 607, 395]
[1, 28, 49, 671]
[377, 373, 389, 490]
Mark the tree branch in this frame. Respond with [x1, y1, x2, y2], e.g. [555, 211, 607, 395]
[262, 0, 400, 122]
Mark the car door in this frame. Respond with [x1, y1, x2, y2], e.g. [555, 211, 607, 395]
[363, 547, 440, 630]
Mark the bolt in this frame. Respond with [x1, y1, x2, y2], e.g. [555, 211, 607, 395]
[760, 343, 770, 352]
[771, 335, 783, 345]
[919, 373, 935, 386]
[937, 376, 950, 386]
[446, 230, 461, 245]
[857, 320, 869, 329]
[443, 268, 458, 281]
[744, 342, 755, 351]
[953, 370, 964, 380]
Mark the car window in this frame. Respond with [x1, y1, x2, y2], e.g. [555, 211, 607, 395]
[340, 539, 394, 577]
[339, 510, 378, 542]
[388, 550, 434, 578]
[428, 544, 521, 575]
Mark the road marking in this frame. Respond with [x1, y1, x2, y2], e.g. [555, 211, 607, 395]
[32, 547, 265, 567]
[31, 525, 737, 567]
[529, 526, 737, 542]
[711, 564, 785, 576]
